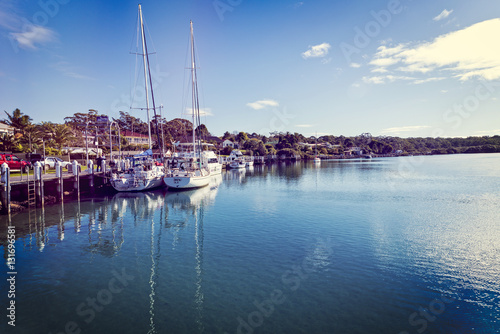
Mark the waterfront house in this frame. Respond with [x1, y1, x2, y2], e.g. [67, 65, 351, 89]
[0, 123, 14, 136]
[223, 139, 235, 148]
[123, 131, 149, 147]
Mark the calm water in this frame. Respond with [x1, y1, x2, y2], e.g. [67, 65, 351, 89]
[1, 154, 500, 334]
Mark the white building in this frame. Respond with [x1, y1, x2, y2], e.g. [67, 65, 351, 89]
[223, 139, 235, 148]
[0, 123, 14, 136]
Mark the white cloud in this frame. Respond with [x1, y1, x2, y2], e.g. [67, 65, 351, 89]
[51, 61, 94, 80]
[474, 129, 500, 136]
[184, 107, 213, 117]
[302, 43, 331, 59]
[413, 77, 445, 84]
[362, 75, 415, 84]
[350, 62, 361, 68]
[296, 124, 313, 128]
[365, 19, 500, 83]
[10, 25, 57, 50]
[433, 9, 453, 22]
[246, 99, 279, 110]
[381, 125, 432, 135]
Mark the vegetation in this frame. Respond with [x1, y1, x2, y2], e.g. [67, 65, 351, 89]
[1, 108, 499, 158]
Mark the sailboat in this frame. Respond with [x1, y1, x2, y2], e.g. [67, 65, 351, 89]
[110, 4, 165, 192]
[313, 134, 321, 164]
[164, 21, 211, 190]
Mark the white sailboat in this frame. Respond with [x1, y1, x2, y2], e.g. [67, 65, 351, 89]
[313, 134, 321, 163]
[110, 4, 165, 192]
[164, 21, 211, 190]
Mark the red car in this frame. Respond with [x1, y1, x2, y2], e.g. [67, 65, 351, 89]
[0, 153, 31, 172]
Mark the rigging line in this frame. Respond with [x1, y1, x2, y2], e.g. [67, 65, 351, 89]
[143, 32, 163, 153]
[130, 10, 142, 112]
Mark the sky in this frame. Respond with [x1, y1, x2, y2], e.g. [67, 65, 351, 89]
[1, 0, 499, 138]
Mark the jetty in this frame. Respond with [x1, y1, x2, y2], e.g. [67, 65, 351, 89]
[0, 161, 110, 215]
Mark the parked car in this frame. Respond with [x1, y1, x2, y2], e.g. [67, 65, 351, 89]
[0, 153, 31, 173]
[43, 157, 71, 170]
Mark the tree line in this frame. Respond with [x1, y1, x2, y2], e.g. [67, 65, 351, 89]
[1, 108, 499, 157]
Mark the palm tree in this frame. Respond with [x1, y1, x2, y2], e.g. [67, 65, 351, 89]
[2, 109, 32, 134]
[52, 124, 76, 150]
[0, 133, 17, 152]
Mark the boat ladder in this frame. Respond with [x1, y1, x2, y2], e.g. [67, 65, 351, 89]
[27, 174, 36, 207]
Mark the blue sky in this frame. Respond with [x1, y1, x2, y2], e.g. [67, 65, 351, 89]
[1, 0, 499, 138]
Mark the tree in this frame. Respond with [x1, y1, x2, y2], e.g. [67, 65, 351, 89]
[52, 124, 75, 150]
[2, 109, 32, 134]
[236, 131, 248, 143]
[164, 118, 193, 141]
[64, 110, 100, 131]
[195, 124, 210, 138]
[0, 133, 17, 152]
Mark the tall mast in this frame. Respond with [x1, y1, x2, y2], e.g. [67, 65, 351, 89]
[190, 20, 196, 157]
[139, 4, 152, 150]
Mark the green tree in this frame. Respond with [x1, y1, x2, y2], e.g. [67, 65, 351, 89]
[0, 133, 17, 152]
[236, 131, 248, 144]
[2, 109, 32, 134]
[52, 124, 75, 150]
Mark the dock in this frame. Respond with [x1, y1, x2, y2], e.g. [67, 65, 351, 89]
[0, 161, 110, 215]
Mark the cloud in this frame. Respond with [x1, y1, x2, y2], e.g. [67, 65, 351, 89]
[362, 75, 415, 84]
[246, 99, 279, 110]
[51, 61, 94, 80]
[364, 19, 500, 83]
[184, 107, 213, 117]
[296, 124, 313, 128]
[350, 62, 361, 68]
[302, 43, 331, 59]
[381, 125, 432, 135]
[433, 9, 453, 22]
[10, 25, 57, 50]
[474, 129, 500, 136]
[293, 2, 304, 9]
[413, 77, 445, 84]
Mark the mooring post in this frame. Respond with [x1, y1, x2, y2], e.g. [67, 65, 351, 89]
[101, 159, 106, 175]
[55, 161, 63, 202]
[1, 163, 11, 215]
[88, 160, 94, 191]
[72, 160, 80, 200]
[34, 161, 44, 207]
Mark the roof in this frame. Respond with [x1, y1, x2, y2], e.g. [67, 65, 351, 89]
[122, 130, 149, 138]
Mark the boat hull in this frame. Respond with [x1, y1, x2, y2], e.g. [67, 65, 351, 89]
[111, 176, 164, 192]
[164, 174, 211, 189]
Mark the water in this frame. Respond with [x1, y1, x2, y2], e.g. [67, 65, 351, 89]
[1, 154, 500, 334]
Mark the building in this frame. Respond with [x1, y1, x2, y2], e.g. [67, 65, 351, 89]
[0, 123, 14, 136]
[123, 131, 149, 146]
[223, 140, 235, 148]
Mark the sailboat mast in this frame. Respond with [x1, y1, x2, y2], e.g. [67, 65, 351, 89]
[190, 21, 196, 157]
[139, 4, 152, 150]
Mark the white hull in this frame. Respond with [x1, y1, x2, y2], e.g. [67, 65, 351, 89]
[245, 161, 254, 167]
[313, 157, 321, 163]
[229, 161, 246, 169]
[208, 162, 222, 174]
[164, 169, 211, 189]
[111, 174, 165, 192]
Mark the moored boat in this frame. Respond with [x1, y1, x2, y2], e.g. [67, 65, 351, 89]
[110, 5, 165, 192]
[163, 21, 211, 190]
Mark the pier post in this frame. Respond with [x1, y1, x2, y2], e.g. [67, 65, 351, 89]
[56, 161, 63, 202]
[88, 160, 94, 191]
[72, 160, 80, 200]
[34, 161, 44, 207]
[1, 163, 11, 215]
[101, 159, 106, 175]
